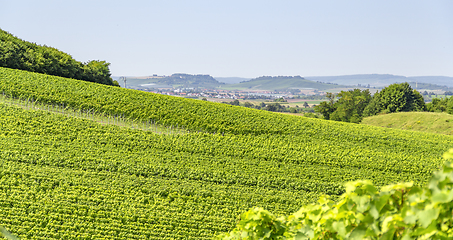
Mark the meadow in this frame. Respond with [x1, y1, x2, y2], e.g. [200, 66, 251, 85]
[362, 111, 453, 135]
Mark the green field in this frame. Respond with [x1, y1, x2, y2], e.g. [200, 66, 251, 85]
[1, 67, 453, 239]
[286, 100, 323, 106]
[362, 111, 453, 135]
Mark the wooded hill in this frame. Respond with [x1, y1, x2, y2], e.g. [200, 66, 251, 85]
[125, 73, 224, 89]
[220, 75, 347, 91]
[0, 29, 117, 86]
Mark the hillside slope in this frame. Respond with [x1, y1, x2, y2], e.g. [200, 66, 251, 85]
[0, 67, 341, 135]
[1, 101, 452, 239]
[362, 112, 453, 135]
[214, 77, 251, 84]
[1, 68, 453, 239]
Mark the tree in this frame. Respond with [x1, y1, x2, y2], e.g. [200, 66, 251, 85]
[363, 82, 426, 116]
[243, 102, 254, 108]
[230, 99, 240, 106]
[315, 101, 335, 120]
[446, 97, 453, 114]
[265, 103, 278, 112]
[0, 29, 116, 86]
[303, 102, 309, 108]
[83, 60, 113, 85]
[314, 92, 336, 120]
[329, 89, 372, 123]
[315, 90, 371, 123]
[426, 97, 448, 112]
[274, 97, 286, 102]
[264, 103, 285, 112]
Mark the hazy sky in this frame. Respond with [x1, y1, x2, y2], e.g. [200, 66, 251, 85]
[1, 0, 452, 78]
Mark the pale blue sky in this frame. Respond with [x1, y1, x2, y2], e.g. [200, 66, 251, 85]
[1, 0, 452, 78]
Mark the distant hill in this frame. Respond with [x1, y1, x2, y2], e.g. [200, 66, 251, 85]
[220, 75, 346, 91]
[116, 73, 453, 92]
[159, 73, 223, 88]
[306, 74, 453, 89]
[215, 77, 252, 84]
[116, 73, 224, 89]
[409, 76, 453, 88]
[407, 82, 453, 91]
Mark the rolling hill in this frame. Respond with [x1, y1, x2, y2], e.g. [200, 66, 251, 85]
[117, 73, 224, 89]
[214, 77, 251, 84]
[306, 74, 453, 90]
[219, 75, 346, 91]
[362, 111, 453, 135]
[119, 73, 453, 93]
[0, 66, 453, 239]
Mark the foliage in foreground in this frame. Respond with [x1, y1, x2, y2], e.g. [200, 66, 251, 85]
[218, 150, 453, 239]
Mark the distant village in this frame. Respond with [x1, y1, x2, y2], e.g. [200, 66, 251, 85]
[140, 88, 324, 101]
[129, 85, 324, 101]
[118, 74, 453, 103]
[117, 74, 328, 101]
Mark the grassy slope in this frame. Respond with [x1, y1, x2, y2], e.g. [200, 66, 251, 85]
[362, 112, 453, 135]
[2, 67, 453, 238]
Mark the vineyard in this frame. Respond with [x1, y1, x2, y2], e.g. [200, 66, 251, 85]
[0, 67, 453, 239]
[0, 67, 346, 136]
[0, 92, 187, 135]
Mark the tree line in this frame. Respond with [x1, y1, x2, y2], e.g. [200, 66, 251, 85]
[424, 95, 453, 113]
[315, 82, 426, 123]
[221, 98, 313, 114]
[0, 29, 118, 86]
